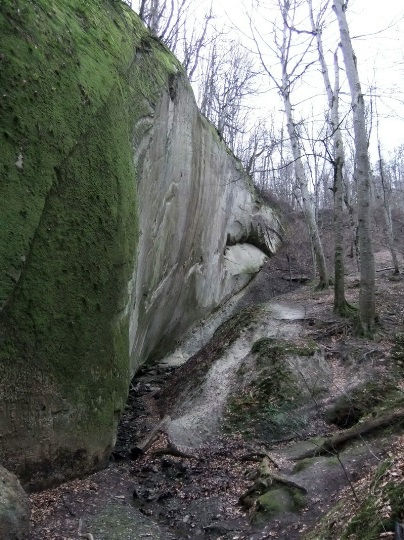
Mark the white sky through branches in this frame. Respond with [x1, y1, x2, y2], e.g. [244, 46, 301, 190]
[212, 0, 404, 157]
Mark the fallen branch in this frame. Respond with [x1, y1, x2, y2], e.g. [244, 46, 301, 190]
[239, 472, 307, 506]
[294, 408, 404, 460]
[130, 415, 171, 459]
[151, 443, 197, 460]
[315, 321, 352, 339]
[280, 276, 311, 283]
[240, 452, 281, 470]
[360, 348, 380, 362]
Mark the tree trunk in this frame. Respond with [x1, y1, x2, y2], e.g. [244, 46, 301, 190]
[377, 143, 400, 275]
[333, 0, 376, 334]
[293, 407, 404, 460]
[283, 92, 329, 289]
[309, 0, 351, 311]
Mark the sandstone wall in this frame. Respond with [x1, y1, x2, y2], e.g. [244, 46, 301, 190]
[0, 0, 282, 489]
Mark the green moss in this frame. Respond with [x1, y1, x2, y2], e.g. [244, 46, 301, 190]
[342, 480, 404, 539]
[0, 0, 183, 485]
[292, 458, 316, 474]
[371, 459, 392, 491]
[251, 337, 318, 360]
[324, 379, 400, 428]
[255, 487, 306, 522]
[226, 373, 306, 438]
[255, 488, 292, 519]
[225, 336, 322, 437]
[306, 460, 404, 540]
[392, 332, 404, 371]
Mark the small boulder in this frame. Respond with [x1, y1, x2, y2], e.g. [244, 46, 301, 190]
[0, 465, 30, 539]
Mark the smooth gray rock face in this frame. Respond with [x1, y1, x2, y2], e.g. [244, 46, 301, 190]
[128, 73, 282, 372]
[0, 465, 30, 539]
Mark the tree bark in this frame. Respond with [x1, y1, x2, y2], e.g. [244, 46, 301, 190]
[279, 1, 328, 289]
[293, 407, 404, 460]
[309, 0, 351, 310]
[377, 142, 400, 275]
[283, 94, 328, 289]
[333, 0, 376, 334]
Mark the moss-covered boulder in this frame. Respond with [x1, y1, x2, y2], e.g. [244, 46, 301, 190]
[226, 337, 330, 439]
[323, 379, 400, 428]
[0, 465, 30, 539]
[254, 487, 306, 522]
[0, 0, 282, 489]
[1, 0, 157, 490]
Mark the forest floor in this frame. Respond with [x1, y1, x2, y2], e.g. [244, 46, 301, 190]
[29, 246, 404, 540]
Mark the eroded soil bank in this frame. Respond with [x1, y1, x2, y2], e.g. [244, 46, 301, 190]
[30, 253, 404, 539]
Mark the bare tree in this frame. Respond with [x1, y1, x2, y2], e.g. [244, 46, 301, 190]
[180, 6, 214, 81]
[387, 144, 404, 210]
[252, 0, 329, 289]
[373, 97, 400, 275]
[135, 0, 193, 49]
[199, 38, 258, 152]
[309, 0, 353, 314]
[333, 0, 376, 335]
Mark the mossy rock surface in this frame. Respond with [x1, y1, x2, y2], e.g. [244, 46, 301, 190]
[305, 456, 404, 540]
[0, 0, 180, 488]
[226, 336, 328, 439]
[341, 479, 404, 540]
[254, 487, 306, 522]
[324, 378, 400, 428]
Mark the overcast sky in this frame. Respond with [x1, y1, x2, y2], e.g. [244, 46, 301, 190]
[132, 0, 404, 158]
[213, 0, 404, 157]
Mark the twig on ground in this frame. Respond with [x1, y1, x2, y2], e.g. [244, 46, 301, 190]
[240, 452, 281, 469]
[151, 443, 197, 459]
[78, 518, 94, 540]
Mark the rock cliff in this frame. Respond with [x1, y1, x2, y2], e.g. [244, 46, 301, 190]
[0, 0, 282, 489]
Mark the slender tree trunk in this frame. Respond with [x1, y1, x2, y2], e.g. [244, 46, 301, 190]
[309, 0, 350, 311]
[283, 91, 328, 289]
[374, 109, 400, 275]
[378, 153, 400, 275]
[333, 0, 376, 334]
[331, 52, 351, 314]
[278, 1, 328, 289]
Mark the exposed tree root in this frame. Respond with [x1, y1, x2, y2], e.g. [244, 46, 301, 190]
[78, 518, 94, 540]
[315, 279, 330, 292]
[240, 451, 281, 470]
[131, 415, 198, 460]
[334, 299, 357, 318]
[239, 456, 307, 507]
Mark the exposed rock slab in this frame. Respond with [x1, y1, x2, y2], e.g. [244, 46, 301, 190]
[0, 465, 30, 539]
[128, 72, 282, 372]
[163, 300, 329, 450]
